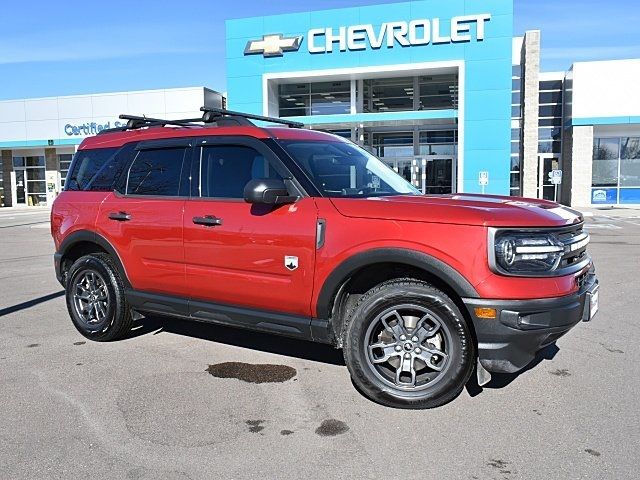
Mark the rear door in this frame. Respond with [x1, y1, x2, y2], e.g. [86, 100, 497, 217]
[96, 139, 192, 298]
[183, 136, 318, 318]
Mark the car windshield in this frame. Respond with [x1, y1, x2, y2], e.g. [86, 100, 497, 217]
[278, 140, 421, 198]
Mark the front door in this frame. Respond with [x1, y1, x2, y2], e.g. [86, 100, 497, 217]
[95, 141, 190, 298]
[183, 138, 318, 318]
[538, 155, 559, 201]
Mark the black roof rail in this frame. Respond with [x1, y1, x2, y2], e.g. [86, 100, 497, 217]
[95, 107, 305, 136]
[201, 107, 304, 129]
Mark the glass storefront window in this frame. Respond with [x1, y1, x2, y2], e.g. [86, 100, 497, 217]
[511, 155, 521, 172]
[279, 81, 350, 117]
[539, 104, 562, 118]
[58, 154, 73, 188]
[540, 80, 563, 91]
[372, 132, 414, 158]
[26, 169, 46, 180]
[538, 141, 561, 154]
[539, 91, 562, 104]
[418, 130, 457, 156]
[621, 137, 640, 159]
[593, 138, 620, 187]
[418, 74, 458, 110]
[620, 137, 640, 187]
[539, 127, 561, 141]
[593, 135, 640, 203]
[620, 158, 640, 187]
[364, 77, 414, 113]
[594, 138, 619, 160]
[539, 118, 562, 127]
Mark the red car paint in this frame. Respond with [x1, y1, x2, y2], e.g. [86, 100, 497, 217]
[52, 125, 587, 321]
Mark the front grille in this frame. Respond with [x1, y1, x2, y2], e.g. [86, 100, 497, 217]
[557, 224, 590, 269]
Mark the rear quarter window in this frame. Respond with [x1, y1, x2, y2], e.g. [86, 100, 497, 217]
[65, 144, 136, 192]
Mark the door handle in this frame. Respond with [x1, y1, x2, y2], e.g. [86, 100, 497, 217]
[108, 211, 131, 221]
[193, 215, 223, 227]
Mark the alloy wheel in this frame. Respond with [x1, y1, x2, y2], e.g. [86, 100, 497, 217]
[72, 270, 110, 327]
[364, 304, 452, 391]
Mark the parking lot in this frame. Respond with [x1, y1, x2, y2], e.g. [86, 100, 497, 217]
[1, 206, 638, 480]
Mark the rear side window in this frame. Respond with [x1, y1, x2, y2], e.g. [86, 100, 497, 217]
[126, 148, 186, 196]
[197, 145, 283, 199]
[65, 148, 118, 191]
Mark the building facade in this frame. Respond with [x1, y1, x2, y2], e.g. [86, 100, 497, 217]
[0, 0, 638, 207]
[227, 1, 514, 196]
[0, 87, 223, 207]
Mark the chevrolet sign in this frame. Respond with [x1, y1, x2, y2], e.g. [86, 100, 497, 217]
[244, 34, 303, 57]
[244, 14, 491, 57]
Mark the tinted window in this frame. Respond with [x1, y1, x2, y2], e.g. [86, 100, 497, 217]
[126, 148, 185, 196]
[594, 138, 619, 160]
[539, 104, 562, 118]
[539, 117, 563, 127]
[198, 145, 283, 198]
[65, 148, 118, 191]
[540, 80, 563, 91]
[539, 91, 562, 104]
[621, 137, 640, 159]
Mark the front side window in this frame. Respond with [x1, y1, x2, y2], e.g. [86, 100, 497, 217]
[126, 148, 185, 196]
[197, 145, 284, 199]
[279, 140, 420, 198]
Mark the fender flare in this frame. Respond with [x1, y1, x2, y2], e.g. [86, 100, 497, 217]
[57, 230, 132, 288]
[315, 248, 479, 320]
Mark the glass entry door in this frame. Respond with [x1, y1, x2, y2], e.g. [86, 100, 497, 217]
[424, 157, 454, 194]
[13, 156, 47, 206]
[15, 169, 26, 205]
[538, 155, 559, 201]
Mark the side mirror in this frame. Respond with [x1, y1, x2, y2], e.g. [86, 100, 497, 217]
[243, 179, 297, 205]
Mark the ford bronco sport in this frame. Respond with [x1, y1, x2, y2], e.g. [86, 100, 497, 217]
[51, 107, 599, 409]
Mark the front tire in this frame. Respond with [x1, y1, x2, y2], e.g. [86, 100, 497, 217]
[343, 279, 475, 409]
[65, 254, 133, 341]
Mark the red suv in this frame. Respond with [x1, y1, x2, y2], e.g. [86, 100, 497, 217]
[51, 108, 599, 408]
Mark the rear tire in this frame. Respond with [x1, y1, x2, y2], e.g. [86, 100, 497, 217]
[65, 254, 133, 341]
[343, 279, 475, 409]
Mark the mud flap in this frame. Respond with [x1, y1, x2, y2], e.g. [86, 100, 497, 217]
[476, 358, 492, 387]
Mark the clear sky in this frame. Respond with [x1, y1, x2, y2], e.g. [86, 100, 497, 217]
[0, 0, 637, 100]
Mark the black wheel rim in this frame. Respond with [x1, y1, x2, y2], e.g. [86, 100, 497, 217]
[72, 270, 110, 328]
[364, 303, 452, 392]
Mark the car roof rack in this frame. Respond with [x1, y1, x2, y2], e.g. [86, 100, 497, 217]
[96, 107, 304, 135]
[201, 107, 304, 129]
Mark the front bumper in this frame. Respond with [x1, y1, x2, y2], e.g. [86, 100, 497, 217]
[463, 269, 599, 374]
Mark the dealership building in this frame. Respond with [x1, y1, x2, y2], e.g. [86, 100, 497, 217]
[1, 0, 639, 207]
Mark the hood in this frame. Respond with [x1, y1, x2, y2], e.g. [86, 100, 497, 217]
[329, 194, 583, 228]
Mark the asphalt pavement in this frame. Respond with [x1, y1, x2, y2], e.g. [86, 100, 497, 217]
[0, 206, 638, 479]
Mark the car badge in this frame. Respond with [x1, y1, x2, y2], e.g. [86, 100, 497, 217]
[284, 255, 299, 271]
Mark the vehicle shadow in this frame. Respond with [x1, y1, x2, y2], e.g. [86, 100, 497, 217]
[0, 291, 65, 317]
[129, 314, 346, 366]
[128, 315, 559, 393]
[465, 343, 560, 396]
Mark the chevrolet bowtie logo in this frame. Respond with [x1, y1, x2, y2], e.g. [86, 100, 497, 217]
[244, 34, 303, 57]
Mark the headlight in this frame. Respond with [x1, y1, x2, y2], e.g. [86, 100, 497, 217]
[493, 231, 564, 275]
